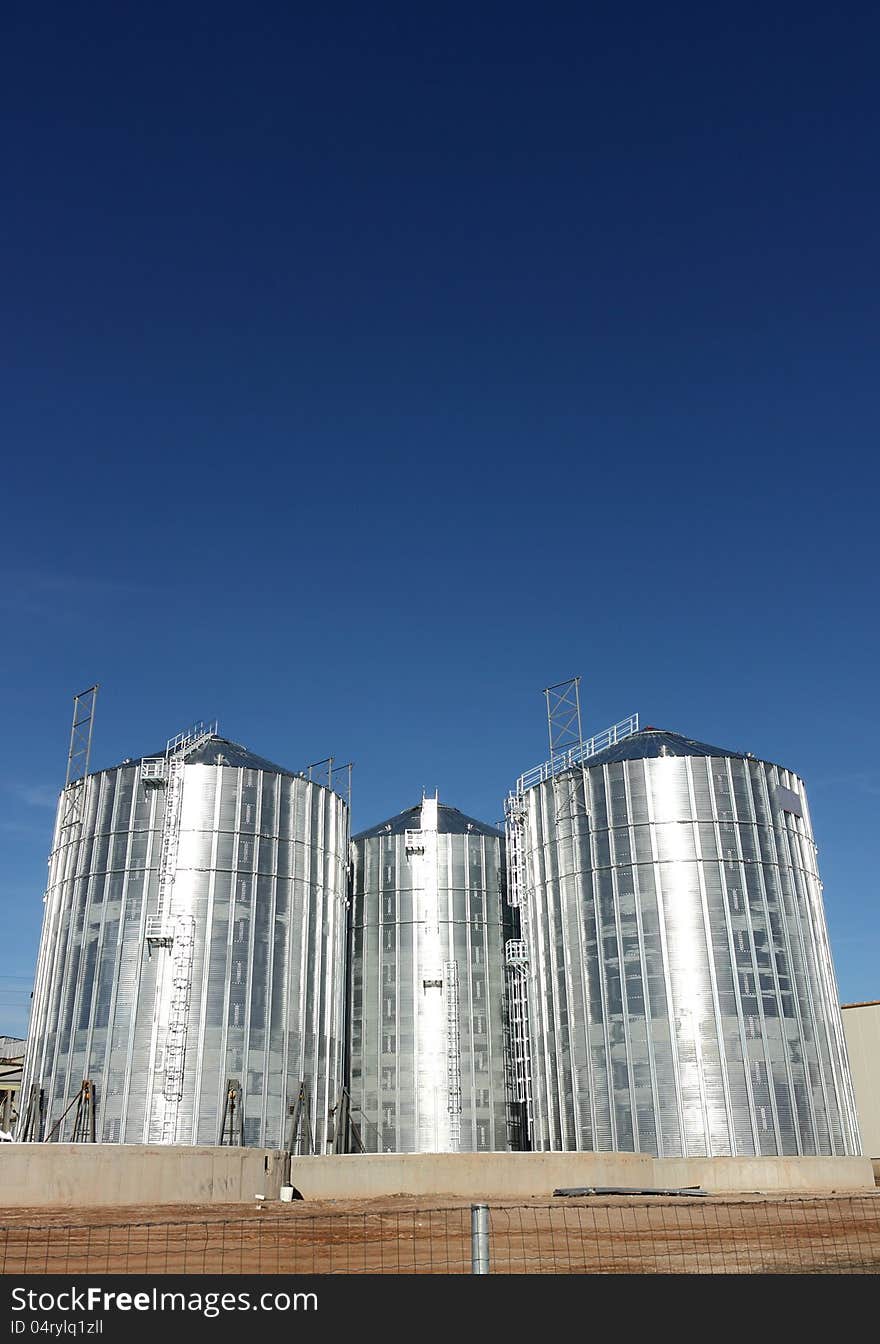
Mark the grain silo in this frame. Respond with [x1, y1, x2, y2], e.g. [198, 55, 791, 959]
[20, 707, 349, 1148]
[347, 795, 513, 1153]
[506, 702, 861, 1159]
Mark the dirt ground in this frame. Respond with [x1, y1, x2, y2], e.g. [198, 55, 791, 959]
[2, 1191, 879, 1274]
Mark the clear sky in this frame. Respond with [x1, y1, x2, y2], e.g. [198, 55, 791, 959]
[2, 3, 878, 1034]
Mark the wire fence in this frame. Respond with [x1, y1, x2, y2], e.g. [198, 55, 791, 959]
[1, 1195, 879, 1275]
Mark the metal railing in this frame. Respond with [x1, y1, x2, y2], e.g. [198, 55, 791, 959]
[139, 758, 168, 787]
[404, 830, 425, 855]
[516, 713, 640, 792]
[165, 722, 218, 757]
[2, 1194, 878, 1275]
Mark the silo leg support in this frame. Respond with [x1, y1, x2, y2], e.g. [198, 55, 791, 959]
[470, 1203, 490, 1274]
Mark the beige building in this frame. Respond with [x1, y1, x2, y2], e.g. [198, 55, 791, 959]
[0, 1037, 26, 1134]
[841, 1002, 880, 1158]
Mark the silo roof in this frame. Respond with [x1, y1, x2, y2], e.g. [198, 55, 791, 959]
[178, 736, 303, 775]
[119, 736, 304, 779]
[574, 727, 749, 769]
[355, 802, 503, 841]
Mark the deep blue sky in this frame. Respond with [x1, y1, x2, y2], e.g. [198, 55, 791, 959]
[2, 3, 878, 1033]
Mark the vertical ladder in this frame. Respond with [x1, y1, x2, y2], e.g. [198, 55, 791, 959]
[160, 914, 196, 1143]
[504, 790, 534, 956]
[145, 755, 185, 948]
[444, 960, 462, 1148]
[505, 791, 527, 909]
[141, 719, 217, 1142]
[504, 791, 534, 1141]
[505, 939, 533, 1114]
[142, 721, 217, 947]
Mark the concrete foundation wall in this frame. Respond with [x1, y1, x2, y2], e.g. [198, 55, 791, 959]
[651, 1156, 873, 1193]
[0, 1147, 873, 1207]
[0, 1146, 286, 1208]
[290, 1153, 874, 1199]
[289, 1152, 655, 1201]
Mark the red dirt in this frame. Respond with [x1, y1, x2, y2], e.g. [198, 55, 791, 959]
[2, 1192, 878, 1274]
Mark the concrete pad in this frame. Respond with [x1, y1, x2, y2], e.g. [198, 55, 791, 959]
[0, 1146, 873, 1206]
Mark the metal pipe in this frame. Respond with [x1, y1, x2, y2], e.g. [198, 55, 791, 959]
[470, 1203, 490, 1274]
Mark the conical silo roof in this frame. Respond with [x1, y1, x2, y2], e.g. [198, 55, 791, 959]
[575, 727, 749, 769]
[355, 800, 503, 840]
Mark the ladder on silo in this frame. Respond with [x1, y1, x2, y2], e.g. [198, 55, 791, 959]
[504, 793, 534, 1140]
[141, 720, 216, 1143]
[144, 755, 185, 948]
[504, 791, 527, 910]
[444, 960, 462, 1148]
[160, 914, 196, 1142]
[142, 721, 217, 949]
[505, 790, 534, 970]
[505, 939, 533, 1116]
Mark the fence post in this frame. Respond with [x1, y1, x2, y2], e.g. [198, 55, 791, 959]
[471, 1203, 490, 1274]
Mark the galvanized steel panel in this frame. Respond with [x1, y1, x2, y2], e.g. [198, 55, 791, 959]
[348, 800, 512, 1152]
[517, 751, 861, 1158]
[20, 751, 349, 1148]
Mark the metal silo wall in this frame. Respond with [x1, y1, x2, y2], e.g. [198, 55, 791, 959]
[348, 827, 510, 1152]
[521, 754, 861, 1157]
[21, 764, 162, 1142]
[21, 761, 348, 1148]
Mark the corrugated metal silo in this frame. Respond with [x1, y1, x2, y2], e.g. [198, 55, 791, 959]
[507, 727, 861, 1158]
[21, 726, 349, 1147]
[348, 796, 513, 1152]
